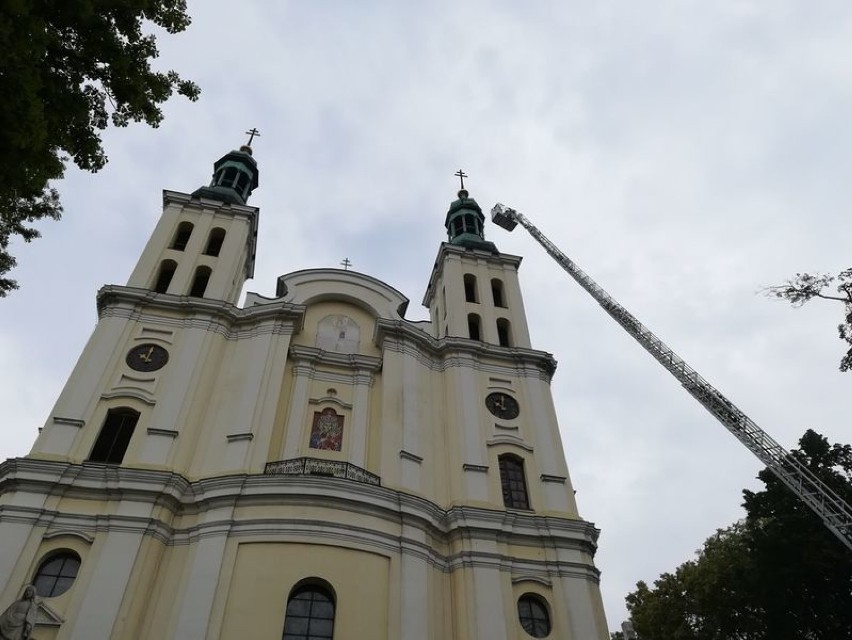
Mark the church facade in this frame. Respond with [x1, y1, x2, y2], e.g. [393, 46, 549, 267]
[0, 145, 609, 639]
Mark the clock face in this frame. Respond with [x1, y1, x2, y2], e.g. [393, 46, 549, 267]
[126, 344, 169, 372]
[485, 392, 520, 420]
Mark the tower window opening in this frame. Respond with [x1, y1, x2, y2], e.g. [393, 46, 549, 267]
[497, 318, 513, 347]
[89, 408, 139, 464]
[204, 228, 226, 256]
[463, 274, 478, 303]
[517, 593, 551, 637]
[33, 551, 81, 598]
[283, 582, 336, 640]
[153, 260, 177, 294]
[189, 266, 212, 298]
[171, 221, 194, 251]
[499, 454, 530, 510]
[463, 214, 480, 235]
[468, 313, 481, 341]
[219, 166, 239, 188]
[491, 279, 506, 308]
[452, 218, 463, 237]
[235, 172, 249, 197]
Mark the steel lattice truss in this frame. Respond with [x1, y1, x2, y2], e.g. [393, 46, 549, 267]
[491, 203, 852, 552]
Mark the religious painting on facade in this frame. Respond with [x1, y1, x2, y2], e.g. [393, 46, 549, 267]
[316, 315, 360, 353]
[309, 408, 344, 451]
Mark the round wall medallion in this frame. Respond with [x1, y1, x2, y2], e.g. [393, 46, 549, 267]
[485, 392, 520, 420]
[126, 344, 169, 372]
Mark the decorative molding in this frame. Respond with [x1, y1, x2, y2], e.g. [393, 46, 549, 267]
[308, 396, 353, 410]
[96, 285, 306, 339]
[375, 319, 557, 381]
[463, 463, 489, 473]
[0, 458, 604, 566]
[42, 529, 95, 544]
[136, 326, 175, 344]
[101, 390, 156, 406]
[486, 435, 534, 452]
[494, 423, 519, 431]
[289, 344, 382, 372]
[511, 575, 553, 587]
[399, 450, 423, 464]
[148, 428, 179, 439]
[226, 432, 254, 442]
[52, 417, 84, 428]
[540, 474, 567, 484]
[34, 601, 64, 627]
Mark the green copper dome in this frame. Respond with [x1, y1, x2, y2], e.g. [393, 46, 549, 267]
[192, 145, 259, 205]
[444, 189, 497, 252]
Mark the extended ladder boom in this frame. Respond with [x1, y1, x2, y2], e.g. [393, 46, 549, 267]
[491, 203, 852, 552]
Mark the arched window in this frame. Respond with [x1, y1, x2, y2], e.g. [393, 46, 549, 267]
[498, 454, 530, 510]
[497, 318, 513, 347]
[171, 221, 194, 251]
[467, 313, 481, 341]
[283, 583, 336, 640]
[189, 266, 212, 298]
[517, 593, 551, 637]
[491, 278, 506, 308]
[33, 551, 81, 598]
[463, 273, 478, 303]
[154, 259, 177, 294]
[89, 408, 139, 464]
[204, 228, 226, 257]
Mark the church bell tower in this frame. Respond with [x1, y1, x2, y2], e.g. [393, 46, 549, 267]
[0, 150, 609, 639]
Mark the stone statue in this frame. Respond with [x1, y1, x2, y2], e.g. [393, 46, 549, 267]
[0, 585, 38, 640]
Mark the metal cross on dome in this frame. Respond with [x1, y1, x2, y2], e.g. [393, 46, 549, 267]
[245, 128, 261, 146]
[454, 169, 468, 191]
[340, 258, 352, 270]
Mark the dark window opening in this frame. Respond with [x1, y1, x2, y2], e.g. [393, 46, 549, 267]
[492, 279, 506, 308]
[499, 454, 530, 510]
[235, 172, 249, 196]
[517, 593, 551, 637]
[219, 166, 239, 188]
[33, 551, 81, 598]
[283, 584, 335, 640]
[89, 409, 139, 464]
[452, 218, 463, 237]
[497, 318, 512, 347]
[204, 228, 226, 256]
[171, 221, 193, 251]
[468, 314, 481, 341]
[189, 266, 212, 298]
[154, 260, 177, 294]
[463, 274, 478, 303]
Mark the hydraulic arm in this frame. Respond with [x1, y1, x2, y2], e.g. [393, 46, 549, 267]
[491, 203, 852, 552]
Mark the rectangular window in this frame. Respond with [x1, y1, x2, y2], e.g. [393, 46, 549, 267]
[89, 410, 139, 464]
[499, 455, 530, 510]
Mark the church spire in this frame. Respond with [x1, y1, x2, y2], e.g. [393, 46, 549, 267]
[191, 129, 260, 205]
[444, 170, 497, 252]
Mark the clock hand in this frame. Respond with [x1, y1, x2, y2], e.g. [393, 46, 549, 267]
[139, 346, 154, 363]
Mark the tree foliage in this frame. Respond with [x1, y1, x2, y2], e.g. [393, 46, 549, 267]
[0, 0, 199, 295]
[764, 269, 852, 372]
[624, 430, 852, 640]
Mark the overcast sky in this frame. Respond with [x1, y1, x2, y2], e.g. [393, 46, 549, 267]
[2, 0, 851, 630]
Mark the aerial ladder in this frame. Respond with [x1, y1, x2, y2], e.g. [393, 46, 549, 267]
[490, 203, 852, 552]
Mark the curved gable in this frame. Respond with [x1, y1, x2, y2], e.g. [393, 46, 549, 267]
[275, 269, 409, 320]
